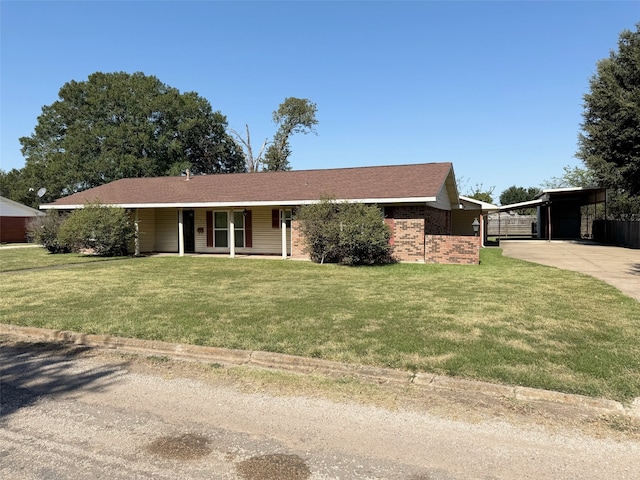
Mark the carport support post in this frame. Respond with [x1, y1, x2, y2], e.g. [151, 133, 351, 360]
[547, 204, 552, 242]
[178, 209, 184, 256]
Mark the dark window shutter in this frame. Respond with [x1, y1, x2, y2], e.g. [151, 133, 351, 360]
[245, 210, 252, 248]
[272, 209, 280, 228]
[206, 211, 213, 247]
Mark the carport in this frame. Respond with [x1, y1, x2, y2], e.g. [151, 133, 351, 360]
[498, 187, 607, 241]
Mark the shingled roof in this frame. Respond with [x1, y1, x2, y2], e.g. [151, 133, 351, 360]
[42, 162, 456, 209]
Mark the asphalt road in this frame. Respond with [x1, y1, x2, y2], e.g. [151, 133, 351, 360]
[1, 340, 640, 480]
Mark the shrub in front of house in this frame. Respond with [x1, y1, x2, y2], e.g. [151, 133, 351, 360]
[336, 202, 395, 265]
[27, 211, 71, 254]
[57, 203, 134, 256]
[296, 199, 394, 265]
[295, 199, 342, 264]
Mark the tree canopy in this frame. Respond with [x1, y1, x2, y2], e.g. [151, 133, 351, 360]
[4, 71, 244, 207]
[541, 165, 596, 190]
[577, 24, 640, 196]
[499, 186, 542, 206]
[230, 97, 318, 173]
[263, 97, 318, 171]
[466, 183, 495, 204]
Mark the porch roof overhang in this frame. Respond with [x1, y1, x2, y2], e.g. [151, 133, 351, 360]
[40, 196, 439, 210]
[458, 195, 499, 212]
[39, 162, 458, 211]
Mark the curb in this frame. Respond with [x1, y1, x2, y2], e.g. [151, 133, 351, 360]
[0, 323, 635, 418]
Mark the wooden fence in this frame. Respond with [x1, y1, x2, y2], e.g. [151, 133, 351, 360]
[487, 215, 536, 237]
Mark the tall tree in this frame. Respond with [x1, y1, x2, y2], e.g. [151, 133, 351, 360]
[14, 71, 244, 206]
[263, 97, 318, 171]
[499, 186, 542, 206]
[542, 165, 596, 190]
[577, 24, 640, 196]
[466, 183, 495, 204]
[230, 124, 268, 173]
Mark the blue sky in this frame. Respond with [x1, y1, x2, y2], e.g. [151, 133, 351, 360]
[1, 1, 638, 201]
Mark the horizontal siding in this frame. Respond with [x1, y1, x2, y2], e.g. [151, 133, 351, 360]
[194, 209, 208, 252]
[155, 209, 178, 252]
[137, 209, 156, 252]
[128, 206, 293, 255]
[193, 207, 289, 255]
[428, 184, 452, 211]
[252, 207, 288, 254]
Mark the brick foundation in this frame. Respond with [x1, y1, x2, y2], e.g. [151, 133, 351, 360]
[424, 235, 480, 264]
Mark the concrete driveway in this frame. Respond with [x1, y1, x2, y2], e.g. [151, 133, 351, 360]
[500, 240, 640, 302]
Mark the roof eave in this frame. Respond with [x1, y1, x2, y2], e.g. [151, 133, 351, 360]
[40, 196, 439, 210]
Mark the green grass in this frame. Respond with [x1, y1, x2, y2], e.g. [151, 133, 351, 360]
[0, 246, 127, 272]
[1, 248, 639, 402]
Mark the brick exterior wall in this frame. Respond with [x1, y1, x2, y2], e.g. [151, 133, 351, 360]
[290, 219, 307, 259]
[390, 218, 425, 262]
[292, 206, 478, 265]
[424, 207, 451, 234]
[424, 235, 480, 264]
[386, 206, 452, 262]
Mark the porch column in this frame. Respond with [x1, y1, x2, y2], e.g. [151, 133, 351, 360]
[281, 216, 287, 259]
[134, 209, 140, 256]
[178, 208, 184, 256]
[229, 213, 236, 258]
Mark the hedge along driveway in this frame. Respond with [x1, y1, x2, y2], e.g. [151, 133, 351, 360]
[1, 248, 639, 402]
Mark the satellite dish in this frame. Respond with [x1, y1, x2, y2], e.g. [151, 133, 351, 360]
[37, 187, 47, 198]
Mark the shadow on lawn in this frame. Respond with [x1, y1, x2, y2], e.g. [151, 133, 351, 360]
[629, 263, 640, 276]
[0, 340, 127, 419]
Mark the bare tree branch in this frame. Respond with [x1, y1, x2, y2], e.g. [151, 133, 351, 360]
[230, 124, 269, 173]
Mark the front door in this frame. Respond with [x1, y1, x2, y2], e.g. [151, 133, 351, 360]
[183, 210, 195, 253]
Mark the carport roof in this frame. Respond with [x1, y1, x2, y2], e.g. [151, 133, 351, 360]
[499, 187, 607, 212]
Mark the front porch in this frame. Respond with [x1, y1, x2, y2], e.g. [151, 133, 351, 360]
[132, 206, 297, 259]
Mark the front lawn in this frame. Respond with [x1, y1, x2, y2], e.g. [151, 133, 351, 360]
[1, 248, 639, 402]
[0, 246, 126, 272]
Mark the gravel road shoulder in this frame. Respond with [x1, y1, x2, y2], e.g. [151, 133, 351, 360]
[2, 335, 640, 480]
